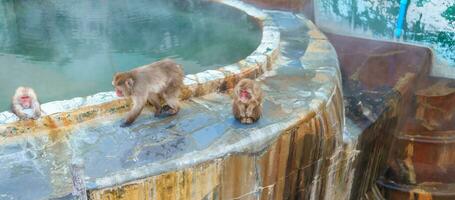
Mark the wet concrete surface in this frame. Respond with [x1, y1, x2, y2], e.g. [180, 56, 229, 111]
[0, 3, 343, 200]
[87, 9, 344, 199]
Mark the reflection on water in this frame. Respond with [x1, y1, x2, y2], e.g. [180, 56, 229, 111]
[0, 0, 261, 110]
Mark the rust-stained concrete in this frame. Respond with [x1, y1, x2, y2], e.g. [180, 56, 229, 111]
[1, 0, 450, 199]
[0, 1, 345, 199]
[325, 32, 434, 200]
[324, 22, 455, 199]
[87, 9, 344, 200]
[378, 77, 455, 199]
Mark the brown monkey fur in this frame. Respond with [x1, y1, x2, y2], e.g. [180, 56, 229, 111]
[112, 59, 184, 127]
[232, 79, 263, 124]
[11, 86, 42, 120]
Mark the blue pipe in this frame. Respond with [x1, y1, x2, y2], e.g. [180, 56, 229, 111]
[395, 0, 408, 38]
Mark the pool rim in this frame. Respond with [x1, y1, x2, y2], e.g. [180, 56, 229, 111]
[0, 0, 280, 129]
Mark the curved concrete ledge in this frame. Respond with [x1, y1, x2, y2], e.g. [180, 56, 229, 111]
[0, 1, 344, 200]
[0, 0, 280, 129]
[86, 10, 344, 199]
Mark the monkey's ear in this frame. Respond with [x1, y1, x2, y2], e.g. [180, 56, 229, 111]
[125, 78, 134, 89]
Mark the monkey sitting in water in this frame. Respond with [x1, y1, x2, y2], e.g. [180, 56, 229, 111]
[112, 59, 184, 127]
[232, 79, 263, 124]
[11, 86, 42, 120]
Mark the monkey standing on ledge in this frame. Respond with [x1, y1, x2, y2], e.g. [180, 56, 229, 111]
[112, 59, 184, 127]
[11, 86, 42, 120]
[232, 78, 263, 124]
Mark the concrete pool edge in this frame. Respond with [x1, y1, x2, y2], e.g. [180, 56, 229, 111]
[0, 0, 280, 135]
[0, 3, 345, 199]
[87, 11, 344, 199]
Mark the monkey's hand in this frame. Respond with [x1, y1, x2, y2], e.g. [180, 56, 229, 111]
[162, 105, 179, 115]
[16, 113, 28, 120]
[240, 111, 246, 118]
[120, 121, 132, 128]
[32, 111, 41, 120]
[240, 118, 247, 124]
[245, 118, 253, 124]
[154, 110, 162, 117]
[246, 110, 253, 117]
[246, 105, 255, 117]
[159, 105, 172, 116]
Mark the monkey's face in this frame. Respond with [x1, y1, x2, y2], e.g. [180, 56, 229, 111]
[239, 88, 252, 103]
[112, 82, 130, 97]
[19, 96, 32, 108]
[115, 87, 124, 97]
[112, 73, 134, 97]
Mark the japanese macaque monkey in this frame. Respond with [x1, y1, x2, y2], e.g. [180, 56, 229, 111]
[11, 87, 42, 120]
[112, 59, 184, 127]
[232, 79, 263, 124]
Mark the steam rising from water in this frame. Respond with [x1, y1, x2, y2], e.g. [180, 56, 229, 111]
[0, 0, 261, 110]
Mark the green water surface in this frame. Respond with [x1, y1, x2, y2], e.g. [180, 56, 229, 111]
[0, 0, 261, 111]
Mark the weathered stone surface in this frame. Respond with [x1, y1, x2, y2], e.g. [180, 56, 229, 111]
[0, 2, 344, 200]
[387, 130, 455, 184]
[89, 161, 222, 200]
[325, 32, 433, 200]
[378, 77, 455, 199]
[415, 79, 455, 131]
[328, 33, 455, 200]
[378, 177, 455, 200]
[87, 10, 344, 200]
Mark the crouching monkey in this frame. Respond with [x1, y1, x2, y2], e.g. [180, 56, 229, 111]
[232, 79, 263, 124]
[11, 86, 42, 120]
